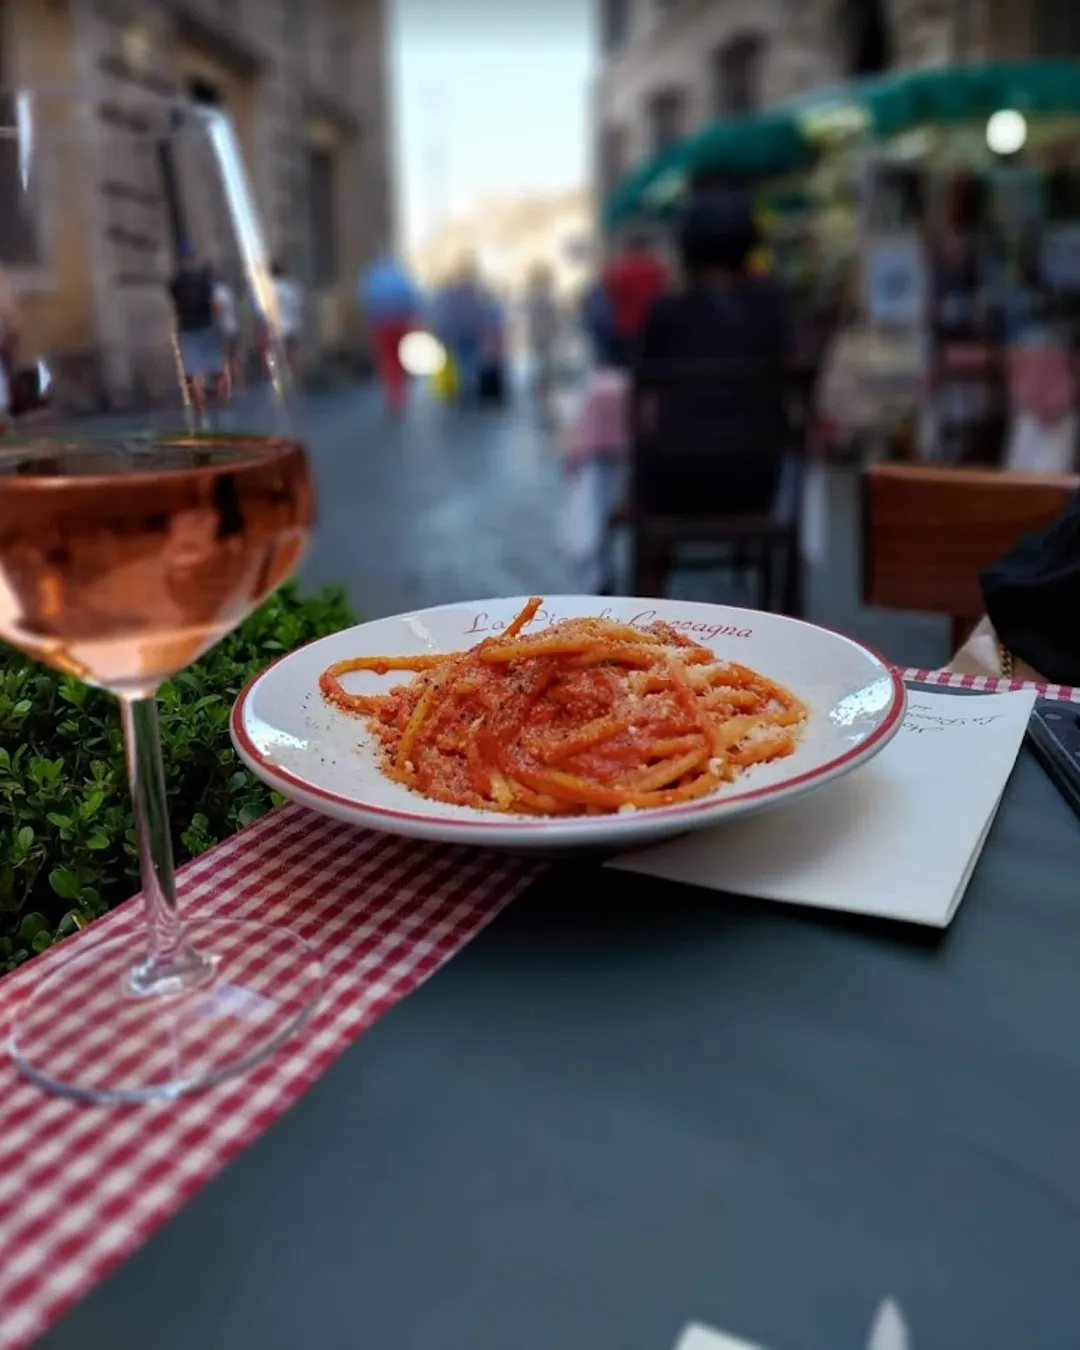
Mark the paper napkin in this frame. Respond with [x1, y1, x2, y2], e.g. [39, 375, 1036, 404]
[672, 1299, 910, 1350]
[674, 1324, 765, 1350]
[610, 689, 1036, 928]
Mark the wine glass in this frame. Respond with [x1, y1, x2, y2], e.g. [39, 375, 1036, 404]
[0, 89, 321, 1101]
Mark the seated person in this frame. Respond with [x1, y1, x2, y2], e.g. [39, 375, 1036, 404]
[635, 194, 792, 516]
[953, 489, 1080, 684]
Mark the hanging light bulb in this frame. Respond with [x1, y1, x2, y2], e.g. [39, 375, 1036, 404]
[986, 109, 1027, 156]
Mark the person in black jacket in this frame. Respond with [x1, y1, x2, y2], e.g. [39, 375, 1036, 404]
[636, 193, 792, 516]
[965, 489, 1080, 686]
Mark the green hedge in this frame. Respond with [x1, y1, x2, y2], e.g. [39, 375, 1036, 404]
[0, 582, 354, 972]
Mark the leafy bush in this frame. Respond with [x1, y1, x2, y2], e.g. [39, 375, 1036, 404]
[0, 582, 353, 971]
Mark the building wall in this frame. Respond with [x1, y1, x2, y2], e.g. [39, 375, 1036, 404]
[1, 0, 391, 400]
[594, 0, 1077, 210]
[596, 0, 835, 170]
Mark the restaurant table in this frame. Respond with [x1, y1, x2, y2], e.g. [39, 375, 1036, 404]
[33, 686, 1080, 1350]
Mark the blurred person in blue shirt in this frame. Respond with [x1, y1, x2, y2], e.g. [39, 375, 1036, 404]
[360, 250, 423, 412]
[432, 259, 490, 404]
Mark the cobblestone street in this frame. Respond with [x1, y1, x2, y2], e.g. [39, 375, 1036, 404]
[297, 381, 949, 671]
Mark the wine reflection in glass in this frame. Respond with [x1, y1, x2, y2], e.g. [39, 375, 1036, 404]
[0, 91, 321, 1100]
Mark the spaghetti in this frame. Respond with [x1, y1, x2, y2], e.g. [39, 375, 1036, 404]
[319, 597, 807, 816]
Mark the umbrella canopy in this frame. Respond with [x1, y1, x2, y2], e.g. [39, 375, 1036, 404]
[604, 60, 1080, 227]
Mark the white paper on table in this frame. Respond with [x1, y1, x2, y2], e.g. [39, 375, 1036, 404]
[674, 1324, 765, 1350]
[610, 689, 1037, 928]
[671, 1297, 911, 1350]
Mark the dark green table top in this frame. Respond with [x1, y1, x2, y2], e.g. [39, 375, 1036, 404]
[39, 708, 1080, 1350]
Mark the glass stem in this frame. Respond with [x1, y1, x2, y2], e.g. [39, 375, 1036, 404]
[120, 695, 215, 997]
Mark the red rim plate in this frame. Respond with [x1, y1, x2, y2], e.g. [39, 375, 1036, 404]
[230, 604, 907, 837]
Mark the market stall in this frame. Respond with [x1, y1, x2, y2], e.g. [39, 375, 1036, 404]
[604, 61, 1080, 469]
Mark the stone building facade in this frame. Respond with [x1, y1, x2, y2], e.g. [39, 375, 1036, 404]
[0, 0, 392, 401]
[595, 0, 1080, 207]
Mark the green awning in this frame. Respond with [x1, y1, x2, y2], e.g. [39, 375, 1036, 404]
[604, 60, 1080, 226]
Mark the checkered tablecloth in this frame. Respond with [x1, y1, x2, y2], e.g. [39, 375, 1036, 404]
[1, 665, 1072, 1348]
[898, 666, 1080, 702]
[0, 805, 540, 1350]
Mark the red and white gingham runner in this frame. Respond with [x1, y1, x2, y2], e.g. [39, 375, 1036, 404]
[0, 805, 540, 1350]
[0, 665, 1071, 1347]
[898, 666, 1080, 703]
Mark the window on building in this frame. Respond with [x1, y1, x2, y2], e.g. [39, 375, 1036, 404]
[307, 147, 337, 287]
[712, 32, 765, 117]
[838, 0, 891, 76]
[599, 123, 628, 199]
[157, 79, 227, 261]
[0, 6, 37, 266]
[647, 88, 684, 156]
[1037, 0, 1080, 53]
[0, 96, 38, 266]
[187, 76, 224, 107]
[601, 0, 631, 53]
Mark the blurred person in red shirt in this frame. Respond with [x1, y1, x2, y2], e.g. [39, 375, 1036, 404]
[602, 233, 668, 365]
[360, 249, 423, 413]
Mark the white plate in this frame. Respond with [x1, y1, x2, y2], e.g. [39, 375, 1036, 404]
[231, 596, 906, 850]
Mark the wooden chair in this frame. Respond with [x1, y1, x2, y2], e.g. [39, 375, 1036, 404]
[862, 463, 1080, 650]
[627, 363, 814, 615]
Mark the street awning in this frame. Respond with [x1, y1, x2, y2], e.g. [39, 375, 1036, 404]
[604, 60, 1080, 227]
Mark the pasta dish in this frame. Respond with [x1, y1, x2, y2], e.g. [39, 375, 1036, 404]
[319, 597, 806, 816]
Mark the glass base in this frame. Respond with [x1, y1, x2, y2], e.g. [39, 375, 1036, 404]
[9, 918, 323, 1103]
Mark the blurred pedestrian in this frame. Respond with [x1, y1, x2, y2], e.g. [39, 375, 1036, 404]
[213, 276, 241, 391]
[168, 243, 227, 422]
[524, 264, 559, 414]
[360, 250, 422, 413]
[478, 287, 508, 407]
[433, 259, 489, 404]
[269, 259, 303, 378]
[602, 232, 668, 366]
[581, 277, 617, 368]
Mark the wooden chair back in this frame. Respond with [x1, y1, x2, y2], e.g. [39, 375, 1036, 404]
[862, 463, 1080, 648]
